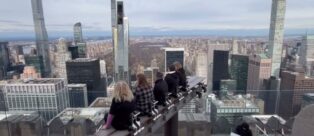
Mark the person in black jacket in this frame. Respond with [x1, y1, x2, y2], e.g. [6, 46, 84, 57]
[153, 72, 168, 106]
[102, 81, 136, 130]
[234, 122, 253, 136]
[165, 64, 179, 98]
[174, 61, 187, 91]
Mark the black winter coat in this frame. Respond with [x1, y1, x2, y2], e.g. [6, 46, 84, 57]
[153, 79, 168, 105]
[165, 72, 179, 95]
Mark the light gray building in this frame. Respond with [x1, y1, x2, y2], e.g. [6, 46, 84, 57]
[1, 78, 69, 121]
[196, 53, 208, 84]
[31, 0, 51, 77]
[299, 35, 314, 76]
[54, 38, 72, 79]
[73, 22, 84, 44]
[267, 0, 286, 77]
[111, 0, 129, 83]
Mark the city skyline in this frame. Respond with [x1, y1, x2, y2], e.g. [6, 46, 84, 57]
[1, 0, 314, 39]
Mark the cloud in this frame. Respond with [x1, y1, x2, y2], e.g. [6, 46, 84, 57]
[0, 0, 313, 34]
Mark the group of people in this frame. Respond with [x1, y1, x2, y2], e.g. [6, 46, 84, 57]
[102, 62, 187, 130]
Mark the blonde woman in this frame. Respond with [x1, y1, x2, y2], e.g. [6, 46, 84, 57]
[103, 81, 135, 130]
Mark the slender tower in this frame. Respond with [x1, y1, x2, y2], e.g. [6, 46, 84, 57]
[111, 0, 129, 83]
[73, 22, 84, 44]
[31, 0, 51, 77]
[267, 0, 286, 78]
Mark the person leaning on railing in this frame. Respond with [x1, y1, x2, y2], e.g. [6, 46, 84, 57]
[102, 81, 136, 130]
[165, 64, 179, 98]
[174, 61, 187, 91]
[153, 72, 168, 106]
[134, 73, 154, 116]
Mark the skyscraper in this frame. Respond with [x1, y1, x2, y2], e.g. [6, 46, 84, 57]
[111, 0, 129, 83]
[164, 48, 185, 72]
[230, 54, 249, 94]
[196, 53, 208, 83]
[212, 50, 229, 93]
[31, 0, 51, 77]
[299, 35, 314, 76]
[247, 54, 272, 91]
[0, 42, 10, 80]
[73, 22, 84, 44]
[267, 0, 286, 77]
[54, 38, 71, 79]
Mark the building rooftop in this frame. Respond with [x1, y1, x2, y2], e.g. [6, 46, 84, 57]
[67, 83, 87, 88]
[89, 97, 112, 108]
[0, 111, 38, 121]
[179, 113, 211, 122]
[5, 78, 65, 84]
[212, 95, 259, 109]
[48, 108, 109, 125]
[162, 47, 185, 51]
[258, 53, 269, 59]
[68, 58, 97, 62]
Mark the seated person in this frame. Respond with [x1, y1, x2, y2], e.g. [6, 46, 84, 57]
[134, 73, 154, 116]
[174, 61, 187, 91]
[103, 81, 136, 130]
[165, 64, 179, 98]
[153, 72, 168, 106]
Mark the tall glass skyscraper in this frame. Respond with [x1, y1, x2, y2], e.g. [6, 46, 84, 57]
[267, 0, 286, 77]
[111, 0, 129, 83]
[73, 22, 83, 44]
[31, 0, 51, 77]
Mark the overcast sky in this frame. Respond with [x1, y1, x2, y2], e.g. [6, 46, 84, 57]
[0, 0, 314, 36]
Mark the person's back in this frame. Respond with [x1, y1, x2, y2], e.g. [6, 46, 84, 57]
[165, 65, 179, 97]
[153, 72, 168, 106]
[134, 73, 154, 116]
[174, 62, 187, 90]
[110, 98, 135, 130]
[102, 81, 135, 130]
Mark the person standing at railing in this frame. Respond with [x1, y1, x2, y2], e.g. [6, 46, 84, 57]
[153, 72, 168, 106]
[134, 73, 154, 116]
[102, 81, 136, 130]
[165, 64, 179, 98]
[174, 61, 187, 91]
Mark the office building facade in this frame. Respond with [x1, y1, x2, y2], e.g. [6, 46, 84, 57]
[66, 58, 106, 104]
[212, 50, 229, 92]
[68, 84, 88, 107]
[0, 42, 10, 80]
[25, 55, 45, 77]
[196, 53, 208, 83]
[164, 48, 185, 72]
[73, 22, 84, 44]
[230, 54, 249, 94]
[2, 78, 69, 121]
[247, 54, 272, 91]
[31, 0, 51, 77]
[20, 66, 41, 79]
[279, 69, 314, 119]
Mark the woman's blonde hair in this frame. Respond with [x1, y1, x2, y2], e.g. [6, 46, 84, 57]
[112, 81, 134, 102]
[173, 61, 182, 70]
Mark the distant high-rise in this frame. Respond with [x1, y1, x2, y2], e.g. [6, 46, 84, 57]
[111, 0, 129, 83]
[68, 84, 88, 107]
[299, 35, 314, 76]
[247, 54, 272, 91]
[212, 50, 229, 93]
[54, 38, 71, 79]
[0, 42, 10, 80]
[196, 53, 208, 83]
[31, 0, 51, 77]
[267, 0, 286, 77]
[230, 54, 249, 94]
[73, 22, 84, 44]
[164, 48, 185, 72]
